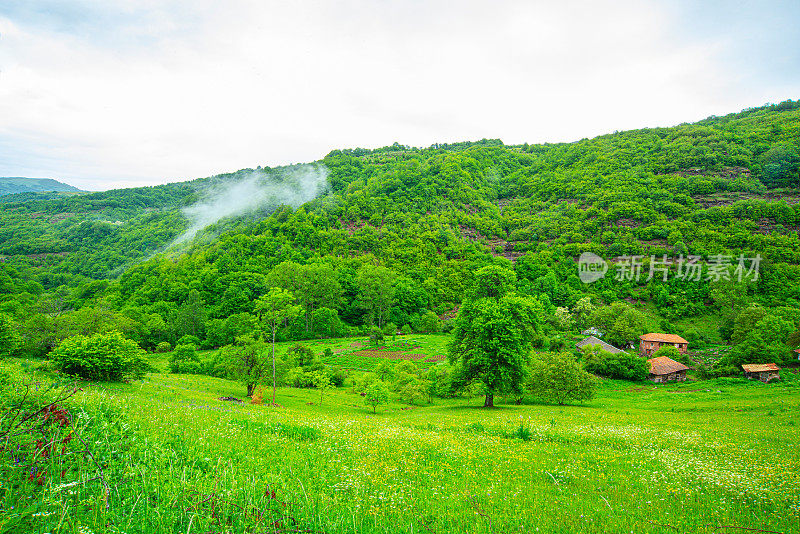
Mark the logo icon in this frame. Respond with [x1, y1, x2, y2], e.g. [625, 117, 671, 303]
[578, 252, 608, 284]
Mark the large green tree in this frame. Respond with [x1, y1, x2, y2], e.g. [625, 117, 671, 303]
[449, 266, 542, 407]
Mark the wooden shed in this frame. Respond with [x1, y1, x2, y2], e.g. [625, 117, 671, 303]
[647, 356, 689, 383]
[741, 363, 780, 383]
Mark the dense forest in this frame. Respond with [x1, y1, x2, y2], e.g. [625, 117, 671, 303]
[2, 100, 800, 375]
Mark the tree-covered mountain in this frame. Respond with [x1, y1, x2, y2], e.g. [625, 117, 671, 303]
[1, 99, 800, 372]
[0, 177, 83, 196]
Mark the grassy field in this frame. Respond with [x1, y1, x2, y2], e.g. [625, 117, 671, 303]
[197, 334, 453, 372]
[2, 360, 800, 534]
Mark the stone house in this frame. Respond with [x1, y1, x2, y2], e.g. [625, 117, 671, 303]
[639, 333, 689, 356]
[742, 363, 780, 383]
[647, 356, 689, 383]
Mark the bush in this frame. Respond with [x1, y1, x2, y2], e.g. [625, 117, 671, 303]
[329, 366, 346, 387]
[0, 314, 20, 359]
[285, 344, 322, 370]
[424, 364, 456, 399]
[420, 311, 441, 333]
[50, 331, 148, 381]
[285, 367, 315, 388]
[369, 326, 384, 345]
[177, 335, 201, 347]
[354, 372, 379, 394]
[169, 344, 201, 374]
[527, 352, 598, 405]
[583, 350, 649, 381]
[652, 345, 694, 367]
[382, 322, 397, 337]
[155, 341, 172, 353]
[400, 324, 413, 335]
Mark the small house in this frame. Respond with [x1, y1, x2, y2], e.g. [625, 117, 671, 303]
[742, 363, 780, 383]
[794, 348, 800, 361]
[639, 333, 689, 356]
[575, 336, 624, 354]
[647, 356, 689, 383]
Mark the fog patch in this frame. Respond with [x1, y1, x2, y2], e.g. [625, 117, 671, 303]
[170, 163, 327, 247]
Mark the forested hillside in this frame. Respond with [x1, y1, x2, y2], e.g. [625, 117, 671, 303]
[2, 100, 800, 373]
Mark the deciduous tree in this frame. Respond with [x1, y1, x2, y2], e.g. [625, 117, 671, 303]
[449, 266, 542, 407]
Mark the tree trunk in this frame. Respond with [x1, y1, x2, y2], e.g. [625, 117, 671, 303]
[484, 394, 494, 408]
[247, 383, 255, 397]
[271, 327, 277, 406]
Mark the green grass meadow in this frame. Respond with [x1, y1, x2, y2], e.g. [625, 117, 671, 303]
[195, 335, 452, 373]
[2, 343, 800, 534]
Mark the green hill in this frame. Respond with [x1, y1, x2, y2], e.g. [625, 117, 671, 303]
[0, 177, 83, 196]
[1, 99, 799, 370]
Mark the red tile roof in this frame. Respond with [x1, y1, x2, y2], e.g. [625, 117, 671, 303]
[741, 363, 780, 373]
[647, 356, 690, 375]
[640, 333, 689, 344]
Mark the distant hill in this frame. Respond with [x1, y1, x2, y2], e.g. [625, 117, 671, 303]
[0, 177, 83, 196]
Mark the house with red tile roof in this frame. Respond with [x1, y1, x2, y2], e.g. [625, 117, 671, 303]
[639, 333, 688, 356]
[647, 356, 689, 383]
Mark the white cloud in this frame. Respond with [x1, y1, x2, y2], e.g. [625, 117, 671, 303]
[0, 0, 797, 189]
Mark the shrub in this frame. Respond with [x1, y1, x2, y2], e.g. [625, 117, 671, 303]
[382, 322, 397, 336]
[527, 352, 598, 405]
[50, 331, 148, 381]
[369, 326, 384, 345]
[583, 350, 649, 381]
[424, 364, 456, 399]
[652, 344, 694, 367]
[286, 344, 321, 370]
[169, 344, 201, 374]
[329, 366, 346, 387]
[251, 386, 264, 405]
[285, 367, 315, 388]
[420, 311, 441, 333]
[155, 341, 172, 353]
[177, 335, 202, 347]
[354, 372, 379, 394]
[0, 314, 20, 359]
[400, 324, 413, 335]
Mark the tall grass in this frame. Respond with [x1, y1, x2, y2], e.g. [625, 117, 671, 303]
[1, 363, 798, 533]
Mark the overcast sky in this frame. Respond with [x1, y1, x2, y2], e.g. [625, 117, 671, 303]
[1, 0, 798, 190]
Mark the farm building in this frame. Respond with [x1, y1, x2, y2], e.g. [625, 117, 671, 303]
[647, 356, 689, 383]
[575, 336, 624, 354]
[639, 333, 689, 356]
[741, 363, 780, 383]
